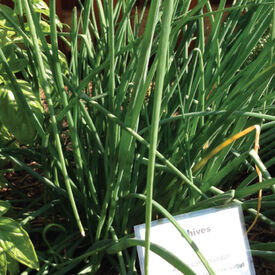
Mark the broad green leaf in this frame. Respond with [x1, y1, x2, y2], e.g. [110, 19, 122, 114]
[0, 21, 13, 30]
[6, 253, 19, 275]
[0, 201, 10, 217]
[0, 5, 19, 48]
[8, 58, 29, 73]
[0, 5, 16, 25]
[0, 86, 35, 144]
[1, 44, 15, 61]
[33, 0, 50, 17]
[0, 217, 39, 270]
[13, 0, 49, 16]
[0, 247, 7, 275]
[40, 20, 50, 33]
[0, 81, 44, 144]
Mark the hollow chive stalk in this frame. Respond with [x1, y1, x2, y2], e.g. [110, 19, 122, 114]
[144, 1, 174, 274]
[270, 0, 275, 64]
[21, 0, 85, 236]
[92, 0, 119, 243]
[48, 1, 99, 221]
[106, 0, 118, 166]
[80, 94, 206, 195]
[49, 0, 84, 183]
[105, 0, 162, 237]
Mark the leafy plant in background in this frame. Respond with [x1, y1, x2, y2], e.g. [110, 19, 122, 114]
[0, 1, 45, 148]
[0, 82, 44, 145]
[0, 0, 274, 274]
[0, 0, 67, 186]
[0, 0, 65, 147]
[0, 200, 39, 274]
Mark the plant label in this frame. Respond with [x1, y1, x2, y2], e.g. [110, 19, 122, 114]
[134, 204, 255, 274]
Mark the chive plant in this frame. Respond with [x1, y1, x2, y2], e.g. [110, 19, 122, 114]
[0, 0, 274, 274]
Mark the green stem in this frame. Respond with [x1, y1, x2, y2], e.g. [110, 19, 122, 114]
[80, 94, 205, 197]
[144, 1, 174, 274]
[22, 0, 85, 236]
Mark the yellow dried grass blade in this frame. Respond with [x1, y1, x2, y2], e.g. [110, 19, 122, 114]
[247, 125, 262, 234]
[192, 125, 262, 233]
[193, 125, 259, 172]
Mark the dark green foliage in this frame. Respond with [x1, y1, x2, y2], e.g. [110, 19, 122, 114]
[0, 0, 274, 274]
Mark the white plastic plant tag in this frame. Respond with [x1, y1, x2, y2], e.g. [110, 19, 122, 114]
[134, 204, 255, 275]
